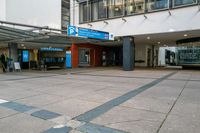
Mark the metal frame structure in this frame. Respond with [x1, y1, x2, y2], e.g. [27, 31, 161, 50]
[0, 20, 111, 45]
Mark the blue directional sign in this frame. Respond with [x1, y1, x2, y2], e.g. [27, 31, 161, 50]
[67, 25, 114, 40]
[78, 27, 109, 40]
[67, 26, 77, 36]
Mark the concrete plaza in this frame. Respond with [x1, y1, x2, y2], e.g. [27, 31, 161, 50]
[0, 68, 200, 133]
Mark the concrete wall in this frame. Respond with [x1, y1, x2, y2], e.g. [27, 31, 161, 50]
[0, 0, 6, 20]
[72, 3, 200, 37]
[5, 0, 62, 29]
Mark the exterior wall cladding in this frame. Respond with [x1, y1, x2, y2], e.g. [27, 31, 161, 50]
[71, 0, 200, 37]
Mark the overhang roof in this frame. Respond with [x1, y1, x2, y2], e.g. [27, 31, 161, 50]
[0, 24, 112, 47]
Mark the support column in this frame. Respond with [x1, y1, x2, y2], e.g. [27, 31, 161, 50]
[71, 44, 79, 68]
[8, 43, 18, 62]
[123, 36, 135, 71]
[8, 43, 18, 70]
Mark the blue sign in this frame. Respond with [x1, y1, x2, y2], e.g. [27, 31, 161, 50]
[40, 48, 64, 52]
[22, 50, 29, 62]
[66, 51, 71, 68]
[78, 27, 109, 40]
[68, 26, 77, 36]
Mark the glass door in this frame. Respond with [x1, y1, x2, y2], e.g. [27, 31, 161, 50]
[79, 48, 90, 66]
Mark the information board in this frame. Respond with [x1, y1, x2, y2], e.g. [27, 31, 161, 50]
[22, 50, 29, 62]
[78, 27, 109, 40]
[67, 25, 114, 40]
[14, 62, 21, 71]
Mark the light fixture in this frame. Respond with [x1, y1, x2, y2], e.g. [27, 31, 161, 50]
[103, 20, 108, 24]
[21, 44, 24, 47]
[184, 34, 188, 37]
[122, 17, 127, 22]
[157, 42, 161, 44]
[147, 36, 151, 40]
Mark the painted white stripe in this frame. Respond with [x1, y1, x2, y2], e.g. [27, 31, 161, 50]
[0, 99, 9, 104]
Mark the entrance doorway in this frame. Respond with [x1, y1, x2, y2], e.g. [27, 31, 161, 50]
[78, 48, 90, 66]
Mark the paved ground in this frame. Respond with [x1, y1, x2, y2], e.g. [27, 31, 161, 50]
[0, 67, 200, 133]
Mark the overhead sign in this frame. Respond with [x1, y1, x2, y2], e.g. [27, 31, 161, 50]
[40, 48, 64, 52]
[78, 27, 109, 40]
[68, 26, 77, 36]
[67, 25, 114, 40]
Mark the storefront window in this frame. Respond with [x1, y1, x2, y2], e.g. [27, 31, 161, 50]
[148, 0, 169, 11]
[108, 0, 124, 18]
[79, 2, 91, 23]
[173, 0, 197, 7]
[126, 0, 145, 14]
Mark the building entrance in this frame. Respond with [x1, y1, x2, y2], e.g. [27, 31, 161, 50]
[78, 48, 90, 66]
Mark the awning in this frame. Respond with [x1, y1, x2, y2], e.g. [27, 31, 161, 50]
[0, 24, 112, 46]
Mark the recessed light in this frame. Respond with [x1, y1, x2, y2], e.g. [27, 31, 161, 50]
[147, 37, 150, 40]
[184, 34, 188, 37]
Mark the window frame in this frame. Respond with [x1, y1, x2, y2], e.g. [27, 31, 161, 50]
[147, 0, 170, 12]
[172, 0, 198, 8]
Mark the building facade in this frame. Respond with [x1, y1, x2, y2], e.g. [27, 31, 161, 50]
[70, 0, 200, 69]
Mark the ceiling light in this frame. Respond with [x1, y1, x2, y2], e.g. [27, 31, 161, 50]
[21, 44, 24, 47]
[157, 42, 161, 44]
[184, 34, 188, 37]
[147, 37, 150, 40]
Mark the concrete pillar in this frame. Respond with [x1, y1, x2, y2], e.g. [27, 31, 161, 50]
[8, 43, 18, 71]
[123, 36, 135, 71]
[8, 43, 18, 62]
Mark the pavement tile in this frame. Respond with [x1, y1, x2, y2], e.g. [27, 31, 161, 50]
[31, 109, 61, 120]
[0, 113, 54, 133]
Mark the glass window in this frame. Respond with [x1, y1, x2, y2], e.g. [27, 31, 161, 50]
[108, 0, 124, 18]
[173, 0, 197, 7]
[98, 0, 107, 19]
[92, 1, 98, 21]
[148, 0, 169, 11]
[126, 0, 145, 14]
[80, 2, 91, 23]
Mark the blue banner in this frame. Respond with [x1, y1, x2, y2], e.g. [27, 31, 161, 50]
[40, 48, 64, 52]
[78, 27, 109, 40]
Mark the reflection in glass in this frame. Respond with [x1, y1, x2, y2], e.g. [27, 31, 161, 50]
[80, 2, 91, 23]
[108, 0, 124, 18]
[99, 0, 107, 19]
[126, 0, 145, 14]
[173, 0, 197, 7]
[148, 0, 169, 11]
[92, 1, 98, 21]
